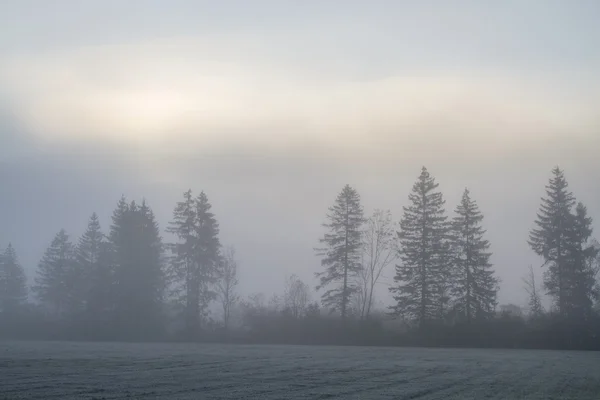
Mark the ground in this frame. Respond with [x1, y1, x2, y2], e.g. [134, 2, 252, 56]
[1, 341, 599, 399]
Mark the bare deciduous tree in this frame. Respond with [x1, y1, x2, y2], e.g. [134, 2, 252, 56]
[284, 274, 311, 318]
[523, 264, 544, 318]
[216, 246, 239, 331]
[358, 209, 396, 319]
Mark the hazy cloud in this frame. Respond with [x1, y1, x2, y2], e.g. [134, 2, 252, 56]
[1, 1, 599, 306]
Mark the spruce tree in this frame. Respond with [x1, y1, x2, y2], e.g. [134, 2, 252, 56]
[450, 189, 498, 322]
[564, 203, 598, 320]
[167, 190, 221, 337]
[76, 213, 114, 324]
[33, 230, 78, 318]
[110, 198, 165, 339]
[390, 167, 450, 328]
[528, 167, 599, 319]
[315, 184, 365, 320]
[529, 167, 575, 316]
[75, 213, 103, 311]
[193, 192, 221, 318]
[0, 244, 28, 316]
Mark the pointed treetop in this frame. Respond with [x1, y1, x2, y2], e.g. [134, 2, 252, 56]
[197, 191, 210, 205]
[551, 165, 563, 176]
[86, 212, 101, 227]
[457, 188, 480, 213]
[414, 166, 438, 189]
[4, 243, 17, 259]
[337, 184, 360, 201]
[545, 167, 572, 197]
[117, 195, 127, 206]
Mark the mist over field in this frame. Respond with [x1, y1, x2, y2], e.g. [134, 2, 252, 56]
[3, 341, 600, 399]
[1, 1, 600, 399]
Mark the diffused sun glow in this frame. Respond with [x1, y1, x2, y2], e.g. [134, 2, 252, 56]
[114, 90, 188, 142]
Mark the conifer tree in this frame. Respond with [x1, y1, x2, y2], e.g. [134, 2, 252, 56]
[110, 198, 165, 339]
[529, 167, 598, 319]
[315, 184, 365, 320]
[75, 213, 103, 310]
[564, 203, 598, 320]
[390, 167, 450, 328]
[167, 190, 221, 337]
[33, 230, 78, 318]
[193, 192, 221, 314]
[529, 167, 575, 316]
[450, 189, 498, 322]
[76, 213, 114, 321]
[0, 244, 28, 316]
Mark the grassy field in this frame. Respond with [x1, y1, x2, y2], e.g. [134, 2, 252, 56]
[1, 341, 599, 399]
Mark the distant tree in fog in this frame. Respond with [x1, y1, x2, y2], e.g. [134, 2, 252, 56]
[76, 213, 114, 324]
[268, 294, 284, 313]
[593, 240, 600, 313]
[216, 246, 239, 330]
[167, 190, 221, 337]
[390, 167, 450, 328]
[499, 303, 523, 317]
[75, 213, 103, 311]
[240, 293, 269, 330]
[450, 189, 498, 322]
[0, 244, 28, 315]
[33, 229, 78, 318]
[284, 274, 310, 318]
[110, 198, 165, 339]
[358, 209, 396, 319]
[523, 264, 544, 318]
[529, 167, 575, 317]
[567, 203, 599, 319]
[315, 184, 365, 320]
[529, 167, 598, 320]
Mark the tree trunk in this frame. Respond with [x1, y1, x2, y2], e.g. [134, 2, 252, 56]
[342, 201, 349, 321]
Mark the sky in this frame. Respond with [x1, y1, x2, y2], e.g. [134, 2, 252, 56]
[1, 0, 599, 309]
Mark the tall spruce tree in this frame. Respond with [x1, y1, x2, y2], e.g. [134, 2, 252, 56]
[0, 244, 28, 316]
[390, 167, 450, 327]
[76, 213, 114, 324]
[315, 184, 365, 320]
[529, 167, 574, 316]
[75, 213, 103, 311]
[529, 167, 598, 319]
[564, 203, 598, 320]
[193, 192, 221, 321]
[33, 230, 78, 318]
[450, 189, 498, 322]
[167, 190, 221, 337]
[110, 198, 165, 339]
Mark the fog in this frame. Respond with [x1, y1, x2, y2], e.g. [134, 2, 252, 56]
[5, 4, 600, 400]
[1, 0, 600, 312]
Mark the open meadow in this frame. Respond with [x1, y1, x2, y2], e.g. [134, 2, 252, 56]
[1, 341, 599, 399]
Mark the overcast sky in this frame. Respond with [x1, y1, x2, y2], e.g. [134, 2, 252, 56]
[1, 1, 599, 308]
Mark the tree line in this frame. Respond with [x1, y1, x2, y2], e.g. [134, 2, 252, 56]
[1, 166, 599, 349]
